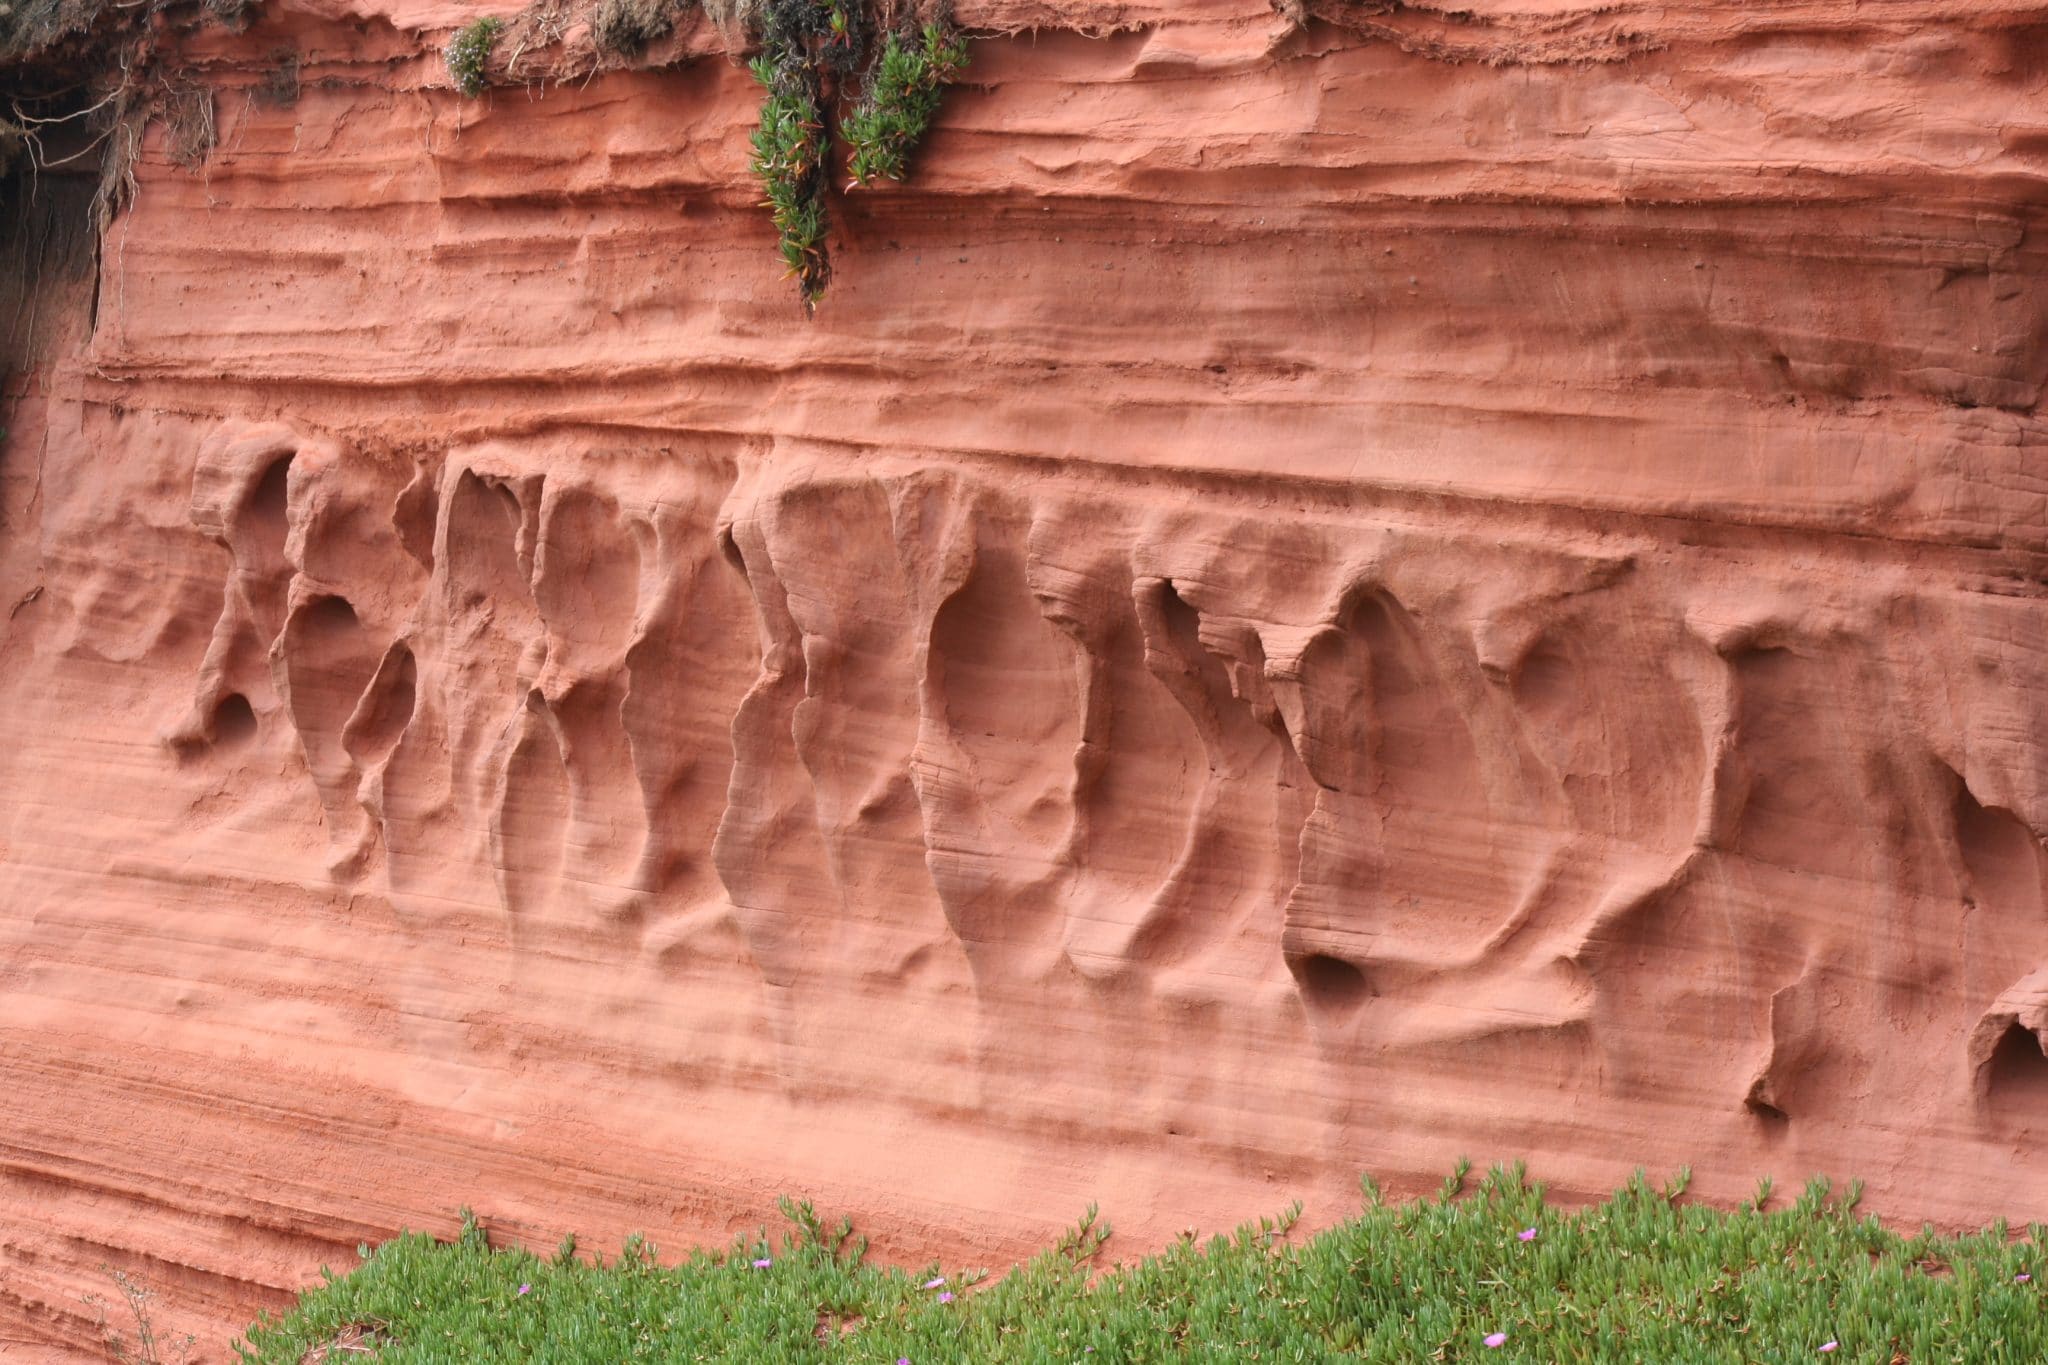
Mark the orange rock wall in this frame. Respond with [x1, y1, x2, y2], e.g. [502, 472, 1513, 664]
[4, 0, 2048, 1355]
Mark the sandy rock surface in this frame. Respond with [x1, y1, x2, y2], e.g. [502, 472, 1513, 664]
[3, 0, 2047, 1355]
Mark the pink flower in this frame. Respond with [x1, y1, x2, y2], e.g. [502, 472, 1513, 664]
[1517, 1227, 1537, 1242]
[751, 1258, 772, 1269]
[1484, 1332, 1506, 1348]
[516, 1284, 531, 1296]
[923, 1276, 946, 1289]
[1818, 1344, 1838, 1354]
[937, 1291, 955, 1304]
[2018, 1273, 2033, 1284]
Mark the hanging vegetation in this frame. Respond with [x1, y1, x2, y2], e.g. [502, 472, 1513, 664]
[842, 21, 968, 188]
[745, 0, 968, 311]
[445, 16, 504, 97]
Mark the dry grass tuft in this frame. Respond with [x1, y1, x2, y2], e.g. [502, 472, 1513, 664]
[296, 1320, 385, 1363]
[700, 0, 759, 49]
[592, 0, 684, 57]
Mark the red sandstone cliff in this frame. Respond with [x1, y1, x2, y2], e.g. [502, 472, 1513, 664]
[3, 0, 2047, 1356]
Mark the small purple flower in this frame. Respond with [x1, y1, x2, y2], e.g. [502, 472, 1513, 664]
[516, 1283, 531, 1296]
[1818, 1344, 1838, 1355]
[923, 1276, 947, 1290]
[1517, 1227, 1537, 1242]
[1484, 1332, 1507, 1348]
[897, 1359, 910, 1365]
[2018, 1272, 2033, 1284]
[937, 1291, 955, 1304]
[751, 1257, 772, 1269]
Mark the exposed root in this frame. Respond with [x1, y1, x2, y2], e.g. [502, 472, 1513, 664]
[162, 78, 214, 168]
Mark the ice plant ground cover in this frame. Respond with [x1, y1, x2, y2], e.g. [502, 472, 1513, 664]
[235, 1164, 2048, 1362]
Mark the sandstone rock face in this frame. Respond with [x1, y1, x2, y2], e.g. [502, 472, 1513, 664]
[4, 0, 2048, 1354]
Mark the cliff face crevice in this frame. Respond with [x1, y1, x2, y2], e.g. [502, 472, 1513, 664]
[3, 0, 2047, 1356]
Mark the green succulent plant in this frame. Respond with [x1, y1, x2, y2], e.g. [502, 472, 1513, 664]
[748, 51, 831, 304]
[842, 21, 968, 187]
[240, 1164, 2048, 1363]
[745, 2, 970, 311]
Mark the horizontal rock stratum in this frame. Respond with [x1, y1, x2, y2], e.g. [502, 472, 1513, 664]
[3, 0, 2047, 1356]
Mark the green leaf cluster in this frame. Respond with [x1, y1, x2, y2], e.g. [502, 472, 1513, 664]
[842, 23, 967, 187]
[745, 2, 969, 310]
[238, 1164, 2048, 1363]
[445, 16, 504, 98]
[749, 49, 831, 305]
